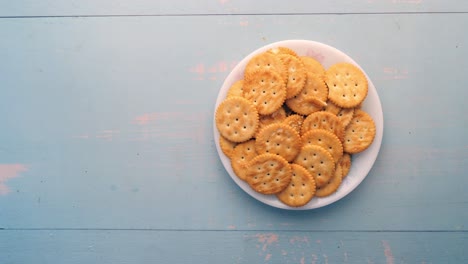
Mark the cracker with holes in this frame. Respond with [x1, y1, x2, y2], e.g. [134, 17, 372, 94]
[344, 110, 376, 153]
[323, 100, 341, 115]
[277, 164, 316, 207]
[246, 154, 292, 194]
[227, 80, 244, 98]
[339, 153, 351, 178]
[215, 96, 259, 142]
[302, 129, 343, 163]
[278, 54, 307, 99]
[285, 73, 328, 115]
[301, 56, 325, 78]
[337, 107, 355, 128]
[325, 63, 368, 108]
[243, 69, 287, 115]
[293, 145, 335, 188]
[301, 111, 345, 142]
[231, 140, 257, 181]
[219, 136, 238, 158]
[316, 164, 342, 197]
[256, 107, 287, 137]
[283, 114, 304, 135]
[255, 123, 302, 162]
[244, 52, 287, 82]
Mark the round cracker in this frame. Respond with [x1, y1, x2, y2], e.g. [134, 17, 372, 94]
[337, 107, 355, 128]
[325, 63, 368, 108]
[246, 154, 292, 194]
[285, 73, 328, 115]
[277, 164, 316, 207]
[278, 54, 307, 99]
[215, 96, 259, 142]
[302, 129, 343, 163]
[323, 100, 341, 115]
[339, 153, 351, 178]
[268, 47, 298, 57]
[301, 111, 345, 142]
[293, 145, 335, 188]
[244, 52, 287, 82]
[283, 114, 304, 135]
[256, 123, 302, 162]
[227, 80, 244, 98]
[343, 110, 376, 153]
[256, 107, 287, 137]
[316, 165, 343, 197]
[243, 69, 287, 115]
[301, 56, 325, 78]
[219, 135, 238, 158]
[230, 140, 257, 181]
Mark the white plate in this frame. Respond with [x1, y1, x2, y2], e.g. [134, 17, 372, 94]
[213, 40, 383, 210]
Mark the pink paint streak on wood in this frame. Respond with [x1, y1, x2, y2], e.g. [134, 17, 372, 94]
[382, 240, 395, 264]
[289, 236, 309, 245]
[227, 225, 236, 229]
[256, 233, 279, 251]
[300, 257, 305, 264]
[219, 0, 229, 4]
[240, 20, 249, 27]
[0, 164, 27, 195]
[190, 61, 237, 81]
[311, 254, 318, 264]
[264, 253, 272, 261]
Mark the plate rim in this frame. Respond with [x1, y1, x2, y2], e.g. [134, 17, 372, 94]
[213, 39, 384, 210]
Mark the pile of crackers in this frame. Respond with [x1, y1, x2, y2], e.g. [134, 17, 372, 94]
[215, 47, 376, 207]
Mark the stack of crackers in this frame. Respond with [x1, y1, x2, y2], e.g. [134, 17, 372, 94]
[215, 47, 376, 207]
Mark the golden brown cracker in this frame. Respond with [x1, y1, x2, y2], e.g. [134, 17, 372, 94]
[268, 47, 298, 57]
[215, 96, 259, 142]
[302, 129, 343, 163]
[278, 54, 307, 99]
[325, 63, 368, 108]
[323, 100, 341, 115]
[337, 107, 355, 128]
[316, 165, 343, 197]
[244, 52, 287, 82]
[219, 135, 237, 158]
[305, 96, 328, 108]
[285, 73, 328, 115]
[227, 80, 244, 98]
[255, 123, 302, 162]
[256, 107, 287, 137]
[283, 114, 304, 135]
[277, 164, 316, 207]
[338, 153, 351, 178]
[293, 145, 335, 188]
[301, 111, 345, 142]
[246, 153, 292, 194]
[343, 110, 376, 153]
[301, 56, 325, 78]
[230, 140, 257, 181]
[243, 69, 287, 115]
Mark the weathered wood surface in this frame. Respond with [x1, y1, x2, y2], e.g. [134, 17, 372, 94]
[0, 2, 467, 263]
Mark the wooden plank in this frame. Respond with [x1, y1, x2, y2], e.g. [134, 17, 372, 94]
[0, 14, 467, 230]
[1, 0, 468, 17]
[0, 230, 467, 263]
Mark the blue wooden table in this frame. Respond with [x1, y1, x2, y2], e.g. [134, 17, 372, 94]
[1, 1, 467, 263]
